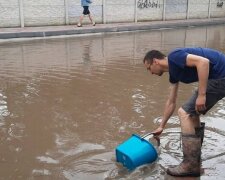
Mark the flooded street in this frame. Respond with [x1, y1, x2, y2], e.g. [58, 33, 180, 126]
[0, 25, 225, 179]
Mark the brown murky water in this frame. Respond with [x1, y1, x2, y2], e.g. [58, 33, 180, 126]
[1, 25, 225, 180]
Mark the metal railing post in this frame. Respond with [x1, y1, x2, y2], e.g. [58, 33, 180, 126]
[208, 0, 211, 18]
[19, 0, 24, 27]
[187, 0, 190, 19]
[65, 0, 69, 25]
[135, 0, 138, 23]
[163, 0, 166, 21]
[103, 0, 106, 24]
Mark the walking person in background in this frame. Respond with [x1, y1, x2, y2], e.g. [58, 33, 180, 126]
[143, 47, 225, 177]
[77, 0, 96, 27]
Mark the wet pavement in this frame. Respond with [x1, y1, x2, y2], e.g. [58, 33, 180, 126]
[0, 18, 225, 40]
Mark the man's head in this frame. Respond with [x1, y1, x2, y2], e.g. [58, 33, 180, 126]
[143, 50, 166, 64]
[143, 50, 166, 76]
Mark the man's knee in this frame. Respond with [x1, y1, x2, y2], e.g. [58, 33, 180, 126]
[178, 107, 200, 122]
[178, 107, 188, 117]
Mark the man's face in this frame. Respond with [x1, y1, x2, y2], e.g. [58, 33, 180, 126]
[144, 60, 163, 76]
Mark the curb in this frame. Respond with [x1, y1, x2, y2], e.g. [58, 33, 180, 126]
[0, 18, 225, 39]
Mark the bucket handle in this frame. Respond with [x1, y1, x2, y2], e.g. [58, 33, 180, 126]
[141, 132, 152, 139]
[141, 132, 160, 146]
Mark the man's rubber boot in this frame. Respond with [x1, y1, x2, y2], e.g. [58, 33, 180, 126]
[166, 132, 201, 177]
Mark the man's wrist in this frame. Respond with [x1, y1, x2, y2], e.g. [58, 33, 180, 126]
[159, 124, 165, 129]
[198, 92, 206, 96]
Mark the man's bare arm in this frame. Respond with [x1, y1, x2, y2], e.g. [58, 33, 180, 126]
[160, 83, 179, 128]
[186, 54, 209, 112]
[153, 83, 179, 135]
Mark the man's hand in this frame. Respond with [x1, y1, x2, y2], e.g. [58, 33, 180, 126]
[195, 94, 206, 114]
[152, 126, 164, 136]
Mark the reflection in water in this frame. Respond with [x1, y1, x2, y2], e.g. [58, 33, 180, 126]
[0, 92, 10, 127]
[0, 25, 225, 179]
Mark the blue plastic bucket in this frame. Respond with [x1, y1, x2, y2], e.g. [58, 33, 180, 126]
[116, 134, 158, 170]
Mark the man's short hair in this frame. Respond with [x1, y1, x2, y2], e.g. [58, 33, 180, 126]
[143, 50, 166, 64]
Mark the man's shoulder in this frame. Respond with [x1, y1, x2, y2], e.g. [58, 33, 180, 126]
[168, 48, 187, 60]
[168, 48, 187, 57]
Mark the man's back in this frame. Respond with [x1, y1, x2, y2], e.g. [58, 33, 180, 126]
[168, 47, 225, 84]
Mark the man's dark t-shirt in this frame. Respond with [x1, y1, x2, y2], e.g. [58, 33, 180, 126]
[168, 47, 225, 84]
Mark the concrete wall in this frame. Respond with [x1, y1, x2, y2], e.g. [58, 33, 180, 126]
[188, 0, 210, 19]
[211, 0, 225, 17]
[105, 0, 135, 23]
[165, 0, 188, 20]
[137, 0, 164, 21]
[23, 0, 65, 26]
[0, 0, 225, 28]
[0, 0, 20, 27]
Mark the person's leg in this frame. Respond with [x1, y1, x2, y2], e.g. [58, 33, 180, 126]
[167, 131, 201, 177]
[77, 15, 84, 27]
[167, 107, 201, 177]
[178, 106, 205, 145]
[178, 108, 200, 134]
[167, 78, 225, 177]
[78, 6, 87, 27]
[86, 7, 95, 25]
[88, 14, 95, 25]
[179, 107, 205, 145]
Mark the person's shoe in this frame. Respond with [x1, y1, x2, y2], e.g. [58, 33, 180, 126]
[166, 133, 201, 177]
[92, 22, 96, 26]
[77, 23, 82, 27]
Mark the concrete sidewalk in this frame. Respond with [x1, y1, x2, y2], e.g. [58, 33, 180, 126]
[0, 18, 225, 39]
